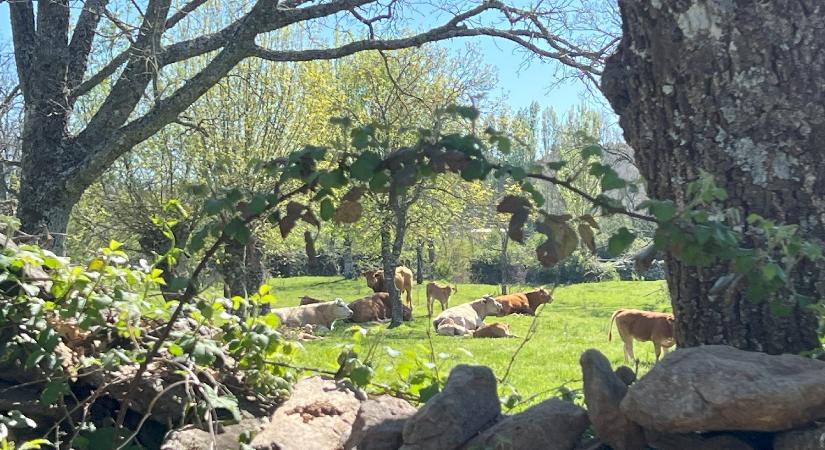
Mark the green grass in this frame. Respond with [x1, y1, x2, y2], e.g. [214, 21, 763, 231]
[267, 276, 671, 408]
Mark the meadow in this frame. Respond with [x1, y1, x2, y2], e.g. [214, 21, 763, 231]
[268, 276, 671, 408]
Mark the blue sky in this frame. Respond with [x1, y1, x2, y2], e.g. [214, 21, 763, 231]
[0, 3, 595, 114]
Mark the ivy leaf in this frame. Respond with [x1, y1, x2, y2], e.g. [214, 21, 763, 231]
[600, 168, 627, 191]
[497, 195, 531, 214]
[419, 383, 441, 403]
[319, 199, 334, 221]
[546, 160, 566, 171]
[577, 223, 596, 254]
[349, 366, 373, 387]
[333, 201, 363, 224]
[581, 144, 603, 159]
[640, 200, 677, 222]
[40, 380, 68, 404]
[460, 160, 488, 181]
[351, 152, 382, 182]
[225, 218, 251, 244]
[607, 227, 636, 257]
[369, 172, 390, 192]
[507, 211, 528, 244]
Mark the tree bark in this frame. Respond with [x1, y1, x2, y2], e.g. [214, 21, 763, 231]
[304, 230, 319, 275]
[602, 0, 824, 354]
[222, 235, 267, 315]
[416, 240, 424, 284]
[500, 232, 509, 295]
[342, 231, 354, 279]
[380, 220, 402, 327]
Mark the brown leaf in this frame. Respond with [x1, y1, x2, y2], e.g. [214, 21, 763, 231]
[546, 213, 573, 223]
[333, 200, 363, 224]
[579, 214, 600, 230]
[342, 187, 367, 202]
[550, 220, 579, 259]
[442, 150, 470, 172]
[497, 195, 531, 214]
[578, 223, 597, 254]
[301, 210, 320, 228]
[535, 217, 578, 267]
[536, 240, 562, 267]
[507, 211, 528, 244]
[279, 201, 306, 238]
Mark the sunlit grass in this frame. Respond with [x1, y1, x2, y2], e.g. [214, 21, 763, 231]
[268, 276, 670, 408]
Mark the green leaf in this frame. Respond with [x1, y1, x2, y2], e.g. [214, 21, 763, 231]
[460, 160, 487, 181]
[225, 218, 251, 244]
[444, 105, 480, 120]
[581, 144, 603, 159]
[419, 383, 440, 403]
[369, 172, 390, 192]
[245, 195, 268, 216]
[648, 200, 677, 222]
[600, 168, 627, 191]
[546, 160, 566, 171]
[40, 380, 68, 404]
[319, 198, 335, 221]
[607, 227, 636, 257]
[351, 126, 375, 149]
[350, 366, 373, 387]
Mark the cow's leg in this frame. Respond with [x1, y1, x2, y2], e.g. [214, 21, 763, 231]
[622, 336, 635, 364]
[441, 299, 448, 312]
[654, 342, 662, 361]
[427, 294, 433, 317]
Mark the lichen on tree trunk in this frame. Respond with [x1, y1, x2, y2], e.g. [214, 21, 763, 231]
[602, 0, 825, 354]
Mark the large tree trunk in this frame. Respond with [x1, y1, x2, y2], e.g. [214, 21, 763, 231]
[304, 230, 319, 275]
[602, 0, 823, 354]
[222, 235, 268, 315]
[342, 231, 354, 279]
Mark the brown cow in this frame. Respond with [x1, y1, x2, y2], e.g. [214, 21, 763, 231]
[348, 292, 412, 323]
[299, 296, 324, 306]
[426, 282, 456, 316]
[362, 266, 414, 310]
[609, 309, 676, 363]
[495, 288, 553, 316]
[473, 322, 515, 338]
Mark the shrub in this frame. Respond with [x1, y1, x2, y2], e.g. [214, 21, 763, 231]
[469, 256, 527, 285]
[526, 251, 619, 285]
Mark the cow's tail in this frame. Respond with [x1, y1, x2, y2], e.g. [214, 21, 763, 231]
[608, 309, 622, 342]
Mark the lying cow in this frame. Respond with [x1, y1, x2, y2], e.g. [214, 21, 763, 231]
[495, 287, 553, 316]
[609, 309, 675, 363]
[348, 292, 412, 323]
[363, 266, 414, 310]
[299, 295, 324, 306]
[271, 299, 353, 330]
[433, 295, 502, 336]
[473, 322, 515, 338]
[426, 282, 456, 316]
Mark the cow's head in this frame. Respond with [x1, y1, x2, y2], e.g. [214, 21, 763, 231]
[362, 270, 382, 292]
[331, 298, 354, 319]
[480, 295, 503, 316]
[528, 287, 554, 308]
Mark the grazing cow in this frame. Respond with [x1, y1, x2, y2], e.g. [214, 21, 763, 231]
[426, 282, 456, 316]
[609, 309, 676, 363]
[473, 322, 515, 338]
[299, 295, 324, 306]
[363, 266, 414, 310]
[348, 292, 412, 323]
[271, 299, 353, 330]
[495, 288, 553, 316]
[433, 295, 502, 336]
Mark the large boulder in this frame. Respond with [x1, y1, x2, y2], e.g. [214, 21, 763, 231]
[621, 345, 825, 432]
[251, 377, 363, 450]
[461, 399, 588, 450]
[773, 423, 825, 450]
[401, 365, 499, 450]
[344, 395, 418, 450]
[643, 430, 755, 450]
[162, 418, 266, 450]
[580, 349, 646, 450]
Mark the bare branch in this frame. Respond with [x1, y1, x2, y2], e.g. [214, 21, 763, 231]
[8, 1, 36, 101]
[68, 0, 110, 93]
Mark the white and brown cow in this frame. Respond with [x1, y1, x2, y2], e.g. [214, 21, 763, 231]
[432, 295, 502, 336]
[272, 299, 353, 330]
[609, 309, 675, 363]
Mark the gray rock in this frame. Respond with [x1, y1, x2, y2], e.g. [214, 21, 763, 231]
[621, 345, 825, 432]
[580, 349, 646, 450]
[774, 423, 825, 450]
[345, 395, 417, 450]
[401, 365, 499, 450]
[251, 376, 363, 450]
[462, 399, 588, 450]
[162, 418, 266, 450]
[643, 429, 754, 450]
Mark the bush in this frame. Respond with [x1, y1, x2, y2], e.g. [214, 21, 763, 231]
[469, 257, 527, 285]
[612, 259, 666, 281]
[525, 251, 619, 285]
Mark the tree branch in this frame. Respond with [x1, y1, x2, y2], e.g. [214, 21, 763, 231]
[8, 0, 36, 101]
[67, 0, 110, 93]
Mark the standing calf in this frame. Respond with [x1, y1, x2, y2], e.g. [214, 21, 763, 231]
[609, 309, 675, 363]
[426, 282, 456, 316]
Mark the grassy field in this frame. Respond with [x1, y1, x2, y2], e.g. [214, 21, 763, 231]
[268, 276, 671, 408]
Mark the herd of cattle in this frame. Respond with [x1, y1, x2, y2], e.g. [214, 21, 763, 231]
[270, 265, 676, 362]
